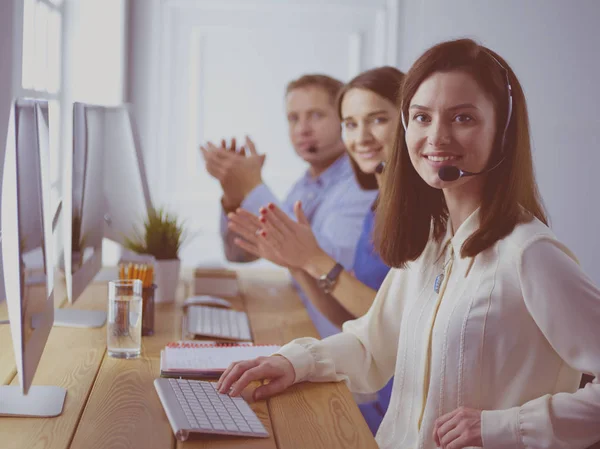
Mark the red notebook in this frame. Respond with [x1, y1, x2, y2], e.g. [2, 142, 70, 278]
[160, 341, 281, 378]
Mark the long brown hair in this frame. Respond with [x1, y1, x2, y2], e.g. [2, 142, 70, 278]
[336, 67, 406, 190]
[375, 38, 548, 268]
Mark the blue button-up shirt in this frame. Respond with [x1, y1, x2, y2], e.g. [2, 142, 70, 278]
[353, 206, 391, 291]
[220, 153, 377, 336]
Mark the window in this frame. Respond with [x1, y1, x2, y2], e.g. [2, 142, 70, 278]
[21, 0, 64, 189]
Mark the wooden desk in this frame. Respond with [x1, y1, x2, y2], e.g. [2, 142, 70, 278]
[0, 268, 377, 449]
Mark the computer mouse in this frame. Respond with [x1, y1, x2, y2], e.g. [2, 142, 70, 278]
[183, 295, 233, 308]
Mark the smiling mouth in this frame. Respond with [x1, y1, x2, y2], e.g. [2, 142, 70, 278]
[356, 148, 383, 159]
[424, 155, 461, 162]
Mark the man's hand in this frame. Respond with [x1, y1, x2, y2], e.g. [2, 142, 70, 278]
[200, 136, 265, 210]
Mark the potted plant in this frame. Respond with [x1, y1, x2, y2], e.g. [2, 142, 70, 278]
[125, 207, 185, 303]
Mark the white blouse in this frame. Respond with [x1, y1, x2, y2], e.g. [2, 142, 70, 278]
[276, 209, 600, 449]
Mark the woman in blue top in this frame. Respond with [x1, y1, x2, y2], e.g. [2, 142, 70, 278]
[227, 66, 405, 433]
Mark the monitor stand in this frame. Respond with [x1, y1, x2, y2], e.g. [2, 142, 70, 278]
[20, 275, 106, 328]
[53, 309, 106, 328]
[52, 249, 107, 328]
[0, 385, 66, 417]
[1, 310, 106, 330]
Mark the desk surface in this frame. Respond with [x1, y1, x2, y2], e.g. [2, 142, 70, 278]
[0, 268, 377, 449]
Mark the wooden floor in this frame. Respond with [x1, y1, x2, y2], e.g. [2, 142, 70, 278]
[0, 268, 377, 449]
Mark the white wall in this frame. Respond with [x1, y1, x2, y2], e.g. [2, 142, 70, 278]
[126, 0, 160, 195]
[65, 0, 127, 105]
[397, 0, 600, 284]
[62, 0, 128, 161]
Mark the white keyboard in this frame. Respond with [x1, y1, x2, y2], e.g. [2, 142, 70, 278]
[154, 378, 269, 441]
[187, 306, 252, 341]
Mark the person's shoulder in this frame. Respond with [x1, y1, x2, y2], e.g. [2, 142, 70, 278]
[502, 215, 580, 267]
[331, 180, 378, 206]
[505, 215, 556, 251]
[328, 163, 376, 199]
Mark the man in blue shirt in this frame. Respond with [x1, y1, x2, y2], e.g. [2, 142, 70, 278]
[201, 74, 376, 337]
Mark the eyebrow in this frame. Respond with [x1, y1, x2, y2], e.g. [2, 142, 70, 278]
[288, 108, 327, 117]
[409, 103, 480, 112]
[342, 110, 390, 121]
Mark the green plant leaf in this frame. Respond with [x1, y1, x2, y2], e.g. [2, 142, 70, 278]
[124, 207, 186, 260]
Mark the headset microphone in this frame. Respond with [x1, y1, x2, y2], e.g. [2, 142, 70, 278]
[375, 161, 385, 174]
[437, 158, 505, 182]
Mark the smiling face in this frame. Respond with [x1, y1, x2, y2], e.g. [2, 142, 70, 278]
[340, 88, 399, 175]
[405, 70, 498, 193]
[286, 86, 345, 166]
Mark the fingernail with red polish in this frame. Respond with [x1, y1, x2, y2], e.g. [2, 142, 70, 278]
[259, 216, 266, 223]
[259, 207, 267, 215]
[268, 203, 275, 210]
[261, 231, 267, 237]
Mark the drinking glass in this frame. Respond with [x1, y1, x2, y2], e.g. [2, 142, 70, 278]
[107, 279, 143, 358]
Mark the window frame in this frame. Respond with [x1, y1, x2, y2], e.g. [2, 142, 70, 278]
[19, 0, 66, 196]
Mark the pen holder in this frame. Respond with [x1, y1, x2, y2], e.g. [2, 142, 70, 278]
[142, 284, 157, 336]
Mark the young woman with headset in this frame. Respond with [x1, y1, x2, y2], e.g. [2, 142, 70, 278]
[218, 39, 600, 449]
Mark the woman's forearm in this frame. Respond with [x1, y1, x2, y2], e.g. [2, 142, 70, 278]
[290, 268, 354, 328]
[300, 251, 378, 319]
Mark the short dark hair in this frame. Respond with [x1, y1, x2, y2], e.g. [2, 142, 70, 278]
[336, 66, 405, 190]
[285, 74, 344, 104]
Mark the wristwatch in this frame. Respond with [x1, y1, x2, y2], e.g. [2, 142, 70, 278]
[318, 263, 344, 294]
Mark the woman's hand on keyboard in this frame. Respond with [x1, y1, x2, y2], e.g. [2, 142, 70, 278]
[216, 355, 295, 401]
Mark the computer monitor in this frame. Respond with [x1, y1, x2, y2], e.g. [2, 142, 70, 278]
[36, 102, 67, 313]
[0, 99, 66, 417]
[101, 105, 152, 246]
[60, 103, 152, 326]
[58, 104, 107, 328]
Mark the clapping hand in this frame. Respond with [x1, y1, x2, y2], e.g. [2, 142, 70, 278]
[200, 136, 265, 210]
[254, 201, 328, 275]
[227, 208, 292, 268]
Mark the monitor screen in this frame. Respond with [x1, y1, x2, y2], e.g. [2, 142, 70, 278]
[66, 103, 152, 304]
[16, 101, 49, 357]
[66, 104, 104, 304]
[1, 99, 53, 394]
[102, 106, 152, 246]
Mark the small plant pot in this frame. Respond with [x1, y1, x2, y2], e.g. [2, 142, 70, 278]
[154, 259, 181, 303]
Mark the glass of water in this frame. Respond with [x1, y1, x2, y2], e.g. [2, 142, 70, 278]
[107, 279, 143, 359]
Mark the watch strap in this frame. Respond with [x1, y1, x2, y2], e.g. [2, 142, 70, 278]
[326, 262, 344, 282]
